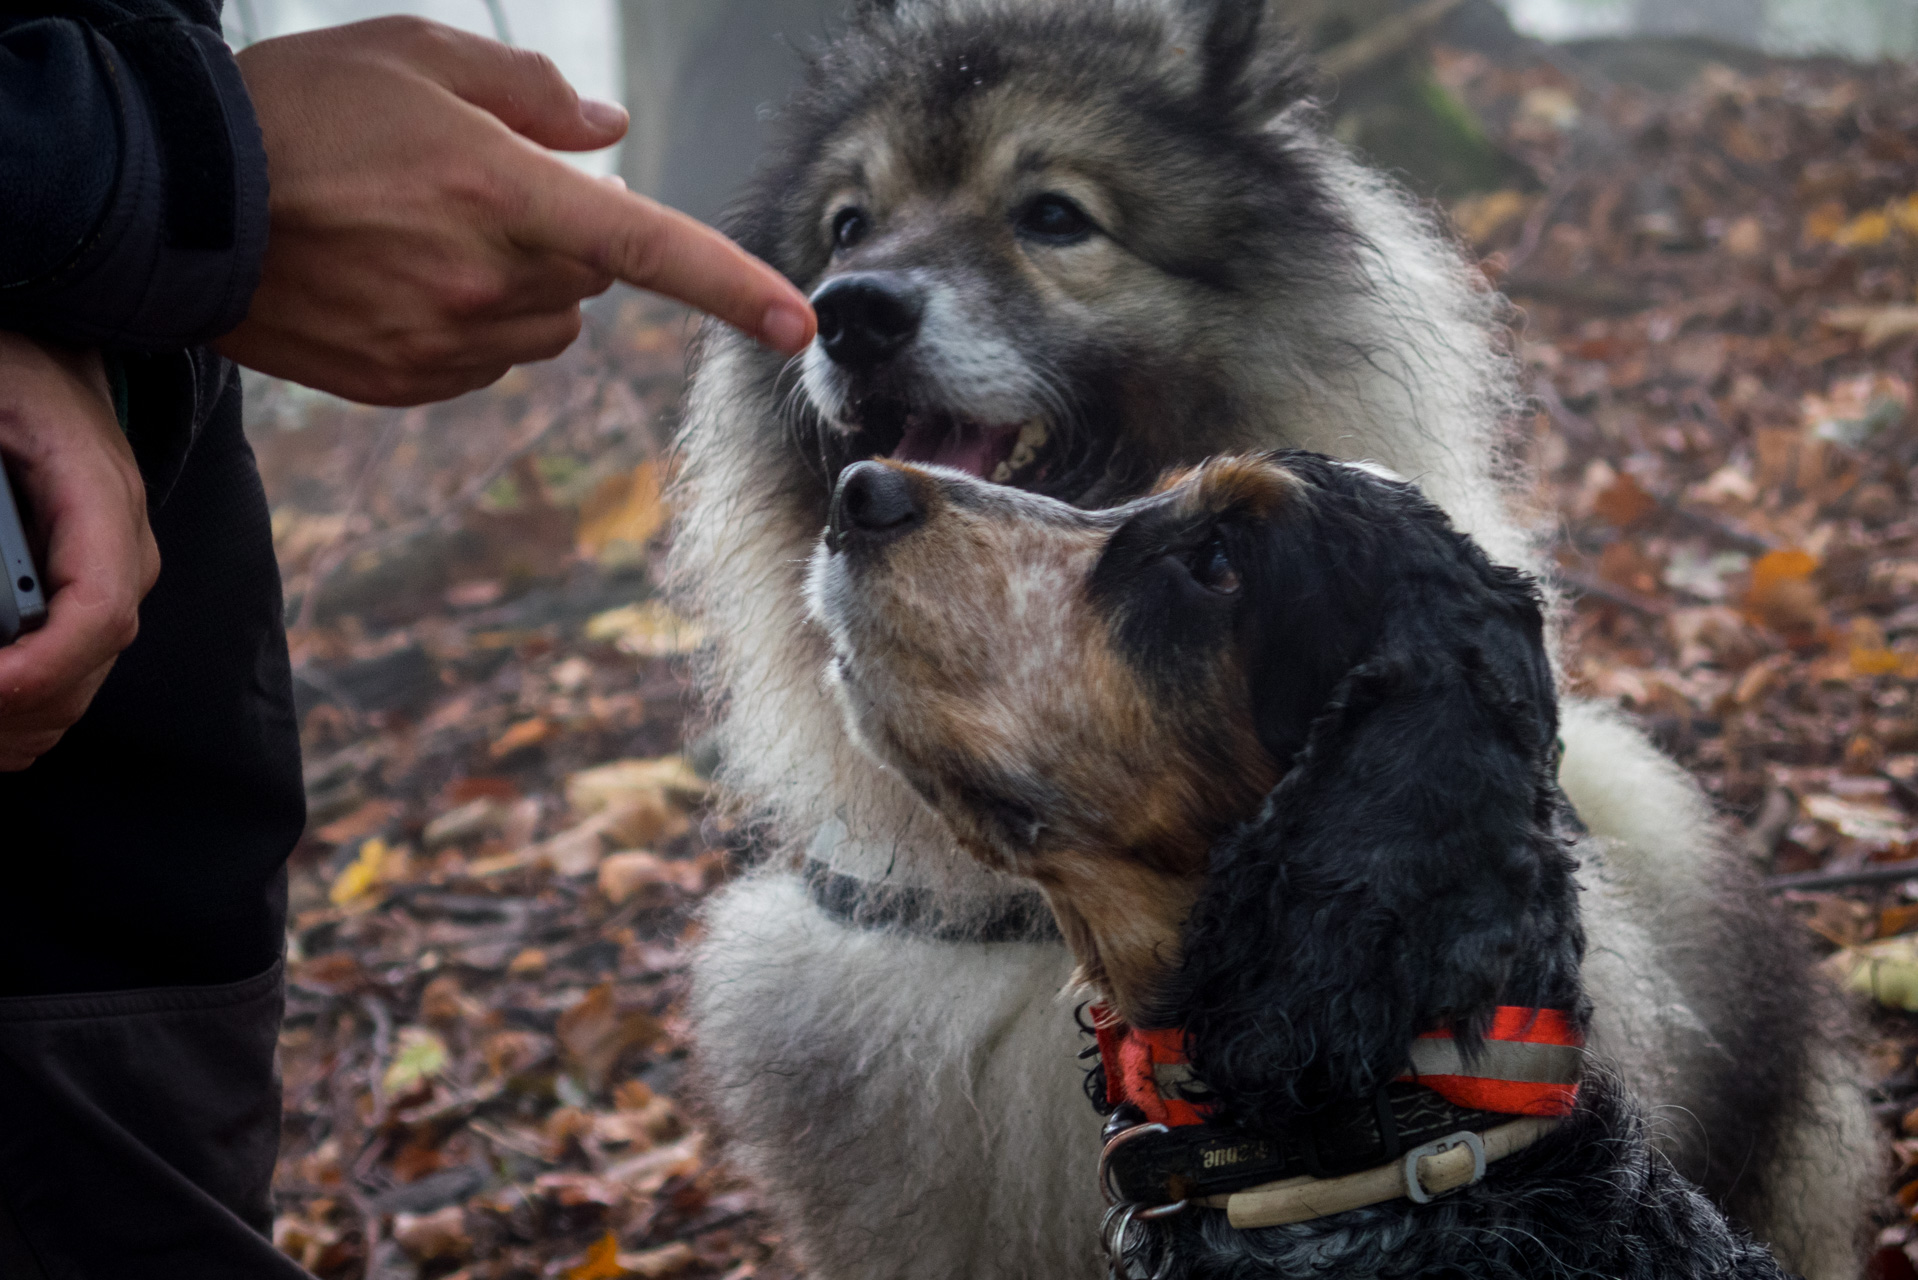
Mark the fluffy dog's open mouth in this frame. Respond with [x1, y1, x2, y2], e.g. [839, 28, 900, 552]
[892, 413, 1051, 485]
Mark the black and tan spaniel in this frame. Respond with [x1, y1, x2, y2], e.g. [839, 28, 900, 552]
[807, 451, 1795, 1280]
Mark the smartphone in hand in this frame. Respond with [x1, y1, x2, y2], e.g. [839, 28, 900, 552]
[0, 454, 47, 645]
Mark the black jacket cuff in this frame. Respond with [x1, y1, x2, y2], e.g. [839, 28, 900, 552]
[0, 17, 268, 350]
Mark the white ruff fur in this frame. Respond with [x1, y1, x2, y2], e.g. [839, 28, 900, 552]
[670, 22, 1876, 1278]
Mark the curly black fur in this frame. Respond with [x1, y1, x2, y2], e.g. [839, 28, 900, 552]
[1158, 1079, 1793, 1280]
[1133, 454, 1796, 1279]
[1156, 453, 1582, 1122]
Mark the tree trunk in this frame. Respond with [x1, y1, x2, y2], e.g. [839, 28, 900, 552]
[617, 0, 840, 224]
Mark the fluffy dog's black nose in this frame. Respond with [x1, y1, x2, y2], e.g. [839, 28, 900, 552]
[812, 273, 923, 368]
[831, 461, 923, 545]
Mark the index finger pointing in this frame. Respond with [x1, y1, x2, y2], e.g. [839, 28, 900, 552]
[510, 164, 815, 354]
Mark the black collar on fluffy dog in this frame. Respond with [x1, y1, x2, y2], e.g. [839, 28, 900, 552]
[807, 449, 1796, 1280]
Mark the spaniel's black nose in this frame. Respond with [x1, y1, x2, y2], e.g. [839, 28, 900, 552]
[812, 273, 923, 369]
[831, 461, 923, 546]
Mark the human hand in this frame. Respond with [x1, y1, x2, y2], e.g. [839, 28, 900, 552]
[215, 17, 815, 406]
[0, 334, 160, 771]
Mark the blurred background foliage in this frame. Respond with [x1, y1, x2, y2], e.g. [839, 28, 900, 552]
[223, 0, 1918, 219]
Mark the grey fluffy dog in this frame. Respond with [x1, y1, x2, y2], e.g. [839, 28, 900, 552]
[669, 2, 1878, 1278]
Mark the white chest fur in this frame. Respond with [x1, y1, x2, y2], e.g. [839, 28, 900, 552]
[694, 849, 1707, 1280]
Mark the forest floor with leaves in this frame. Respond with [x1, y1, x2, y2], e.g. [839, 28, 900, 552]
[255, 35, 1918, 1280]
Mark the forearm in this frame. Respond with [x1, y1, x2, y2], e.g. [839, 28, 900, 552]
[0, 9, 267, 350]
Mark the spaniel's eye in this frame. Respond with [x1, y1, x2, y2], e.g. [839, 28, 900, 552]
[1015, 194, 1095, 245]
[1187, 535, 1240, 594]
[832, 207, 872, 251]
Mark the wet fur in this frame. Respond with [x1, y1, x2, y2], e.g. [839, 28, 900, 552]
[672, 2, 1876, 1276]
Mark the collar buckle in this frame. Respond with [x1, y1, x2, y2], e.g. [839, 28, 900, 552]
[1099, 1121, 1189, 1280]
[1099, 1120, 1170, 1205]
[1402, 1129, 1486, 1204]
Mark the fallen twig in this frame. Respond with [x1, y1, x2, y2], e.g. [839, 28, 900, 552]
[1559, 569, 1671, 618]
[1665, 502, 1776, 556]
[1319, 0, 1466, 81]
[1765, 858, 1918, 893]
[292, 394, 577, 629]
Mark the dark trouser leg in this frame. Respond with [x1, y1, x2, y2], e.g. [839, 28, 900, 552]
[0, 362, 306, 1277]
[0, 952, 307, 1279]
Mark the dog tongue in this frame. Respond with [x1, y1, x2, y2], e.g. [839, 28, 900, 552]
[893, 417, 1021, 480]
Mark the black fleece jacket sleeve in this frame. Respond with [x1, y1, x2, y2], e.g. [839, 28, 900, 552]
[0, 0, 268, 351]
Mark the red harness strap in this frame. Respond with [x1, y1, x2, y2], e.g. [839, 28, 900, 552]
[1399, 1006, 1583, 1116]
[1092, 1005, 1583, 1128]
[1093, 1013, 1208, 1127]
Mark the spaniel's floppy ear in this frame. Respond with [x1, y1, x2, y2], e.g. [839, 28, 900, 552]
[1168, 533, 1582, 1133]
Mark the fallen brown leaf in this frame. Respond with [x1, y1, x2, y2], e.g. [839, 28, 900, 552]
[1743, 549, 1826, 640]
[1591, 470, 1659, 528]
[598, 850, 703, 907]
[313, 798, 399, 846]
[557, 984, 665, 1092]
[1822, 305, 1918, 349]
[620, 1242, 699, 1280]
[392, 1205, 471, 1263]
[566, 1232, 628, 1280]
[490, 716, 555, 760]
[577, 461, 670, 562]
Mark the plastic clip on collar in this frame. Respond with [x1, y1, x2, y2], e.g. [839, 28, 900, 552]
[1088, 1004, 1580, 1232]
[1206, 1116, 1559, 1228]
[1402, 1130, 1485, 1204]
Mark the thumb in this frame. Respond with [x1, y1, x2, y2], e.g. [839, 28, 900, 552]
[401, 20, 628, 152]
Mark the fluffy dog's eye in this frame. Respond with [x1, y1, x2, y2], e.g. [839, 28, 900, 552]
[1015, 194, 1095, 245]
[1186, 535, 1240, 594]
[832, 207, 871, 251]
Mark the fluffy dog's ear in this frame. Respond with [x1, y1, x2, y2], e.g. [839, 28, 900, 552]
[1187, 0, 1261, 95]
[1184, 0, 1310, 122]
[1167, 523, 1582, 1133]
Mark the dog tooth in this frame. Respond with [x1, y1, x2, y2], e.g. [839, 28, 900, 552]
[1003, 419, 1049, 479]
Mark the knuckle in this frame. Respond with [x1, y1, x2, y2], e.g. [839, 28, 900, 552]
[392, 329, 460, 375]
[2, 683, 48, 716]
[444, 161, 524, 224]
[464, 366, 512, 396]
[350, 365, 414, 407]
[388, 14, 453, 55]
[437, 268, 510, 318]
[365, 373, 429, 408]
[533, 314, 582, 361]
[512, 47, 565, 90]
[0, 745, 46, 773]
[607, 220, 667, 284]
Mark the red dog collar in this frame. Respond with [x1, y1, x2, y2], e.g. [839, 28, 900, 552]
[1091, 1005, 1583, 1128]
